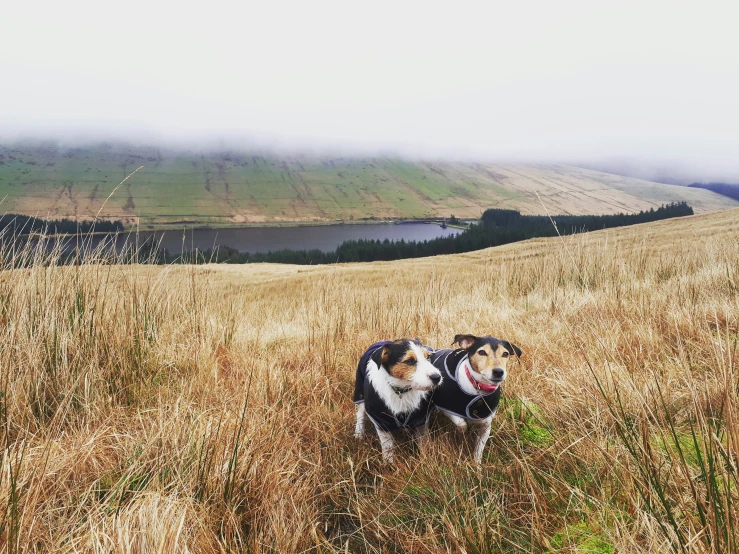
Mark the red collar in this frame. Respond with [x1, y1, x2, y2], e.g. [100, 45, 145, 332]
[465, 365, 499, 393]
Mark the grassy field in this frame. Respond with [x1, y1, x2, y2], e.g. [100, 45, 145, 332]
[1, 142, 736, 226]
[1, 208, 738, 552]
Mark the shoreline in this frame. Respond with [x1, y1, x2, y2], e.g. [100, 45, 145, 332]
[125, 218, 470, 232]
[20, 218, 471, 239]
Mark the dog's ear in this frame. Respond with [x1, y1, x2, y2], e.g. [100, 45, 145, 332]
[454, 334, 477, 349]
[501, 341, 522, 358]
[381, 346, 391, 367]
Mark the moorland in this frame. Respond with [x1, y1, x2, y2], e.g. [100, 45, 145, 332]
[1, 207, 737, 552]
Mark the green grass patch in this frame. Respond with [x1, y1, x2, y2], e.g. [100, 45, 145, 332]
[506, 397, 554, 448]
[550, 522, 613, 553]
[656, 430, 705, 469]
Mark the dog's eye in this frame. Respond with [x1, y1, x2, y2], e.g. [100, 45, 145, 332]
[406, 358, 417, 365]
[477, 349, 488, 357]
[502, 351, 510, 358]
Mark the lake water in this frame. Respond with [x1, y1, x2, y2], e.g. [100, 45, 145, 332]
[60, 223, 462, 255]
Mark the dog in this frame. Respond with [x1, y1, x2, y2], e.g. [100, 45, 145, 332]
[430, 334, 522, 465]
[353, 339, 442, 462]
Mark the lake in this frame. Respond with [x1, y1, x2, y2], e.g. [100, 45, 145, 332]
[54, 223, 462, 255]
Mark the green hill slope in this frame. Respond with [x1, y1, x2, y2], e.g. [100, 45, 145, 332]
[1, 143, 735, 226]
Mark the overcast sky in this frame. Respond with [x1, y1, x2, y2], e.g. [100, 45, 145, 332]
[1, 0, 738, 180]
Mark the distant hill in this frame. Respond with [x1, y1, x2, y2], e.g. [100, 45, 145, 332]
[689, 182, 739, 201]
[1, 143, 736, 226]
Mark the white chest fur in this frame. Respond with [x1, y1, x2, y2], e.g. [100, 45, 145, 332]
[366, 359, 429, 415]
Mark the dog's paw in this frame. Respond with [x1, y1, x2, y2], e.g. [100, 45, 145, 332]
[454, 421, 468, 434]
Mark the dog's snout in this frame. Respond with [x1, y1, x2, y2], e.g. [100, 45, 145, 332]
[492, 368, 505, 380]
[430, 373, 442, 385]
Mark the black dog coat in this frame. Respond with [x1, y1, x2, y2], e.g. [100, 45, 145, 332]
[430, 348, 501, 421]
[353, 341, 433, 432]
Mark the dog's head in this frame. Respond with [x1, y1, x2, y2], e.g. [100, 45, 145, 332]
[377, 339, 442, 391]
[454, 334, 522, 387]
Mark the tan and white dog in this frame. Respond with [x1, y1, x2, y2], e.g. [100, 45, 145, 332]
[430, 334, 521, 464]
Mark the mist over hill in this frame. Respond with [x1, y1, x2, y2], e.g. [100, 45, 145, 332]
[1, 142, 736, 226]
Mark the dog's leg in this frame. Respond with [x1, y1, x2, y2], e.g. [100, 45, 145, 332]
[440, 410, 468, 433]
[354, 403, 367, 438]
[414, 424, 430, 454]
[376, 429, 396, 462]
[473, 418, 493, 465]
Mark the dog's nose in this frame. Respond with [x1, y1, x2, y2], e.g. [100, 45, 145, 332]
[430, 373, 442, 385]
[492, 368, 505, 380]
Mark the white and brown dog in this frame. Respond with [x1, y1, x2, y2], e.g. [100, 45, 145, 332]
[353, 339, 442, 462]
[430, 334, 522, 465]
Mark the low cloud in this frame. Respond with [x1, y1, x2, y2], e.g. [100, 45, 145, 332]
[1, 0, 738, 183]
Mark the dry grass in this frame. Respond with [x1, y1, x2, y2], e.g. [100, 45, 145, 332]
[1, 209, 739, 552]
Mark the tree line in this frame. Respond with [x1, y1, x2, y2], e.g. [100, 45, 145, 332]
[0, 214, 124, 235]
[182, 202, 693, 265]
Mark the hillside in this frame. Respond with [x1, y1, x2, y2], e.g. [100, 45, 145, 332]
[2, 208, 738, 551]
[1, 142, 736, 226]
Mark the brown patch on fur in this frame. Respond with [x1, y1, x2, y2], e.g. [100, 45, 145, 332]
[388, 350, 421, 381]
[469, 343, 511, 375]
[389, 362, 417, 382]
[381, 346, 391, 367]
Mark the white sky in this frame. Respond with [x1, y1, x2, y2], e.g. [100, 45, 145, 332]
[1, 0, 738, 180]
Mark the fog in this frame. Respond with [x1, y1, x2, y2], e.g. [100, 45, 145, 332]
[2, 0, 738, 182]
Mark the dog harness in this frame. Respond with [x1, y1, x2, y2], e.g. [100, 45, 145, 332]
[430, 348, 501, 421]
[353, 341, 433, 432]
